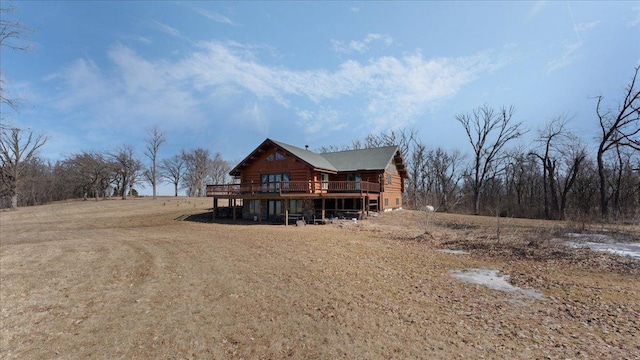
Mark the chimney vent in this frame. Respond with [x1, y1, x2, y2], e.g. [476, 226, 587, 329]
[305, 145, 309, 150]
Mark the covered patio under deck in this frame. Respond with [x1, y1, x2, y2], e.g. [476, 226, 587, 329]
[207, 181, 380, 225]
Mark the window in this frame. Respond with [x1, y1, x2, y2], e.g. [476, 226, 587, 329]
[387, 174, 392, 185]
[261, 173, 290, 192]
[384, 198, 389, 207]
[268, 200, 282, 220]
[266, 151, 286, 161]
[290, 199, 304, 214]
[249, 200, 260, 214]
[347, 173, 361, 190]
[396, 198, 399, 206]
[320, 173, 329, 190]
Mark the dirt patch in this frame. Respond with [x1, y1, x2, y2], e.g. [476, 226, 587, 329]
[1, 200, 639, 358]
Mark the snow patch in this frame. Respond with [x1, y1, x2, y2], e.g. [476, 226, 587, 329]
[438, 249, 470, 255]
[563, 232, 640, 260]
[565, 233, 616, 243]
[450, 268, 544, 300]
[565, 242, 640, 260]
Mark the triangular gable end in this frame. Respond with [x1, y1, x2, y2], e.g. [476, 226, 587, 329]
[229, 138, 337, 177]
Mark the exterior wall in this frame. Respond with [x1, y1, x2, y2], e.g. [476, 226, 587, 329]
[382, 162, 404, 211]
[240, 198, 318, 222]
[329, 171, 381, 184]
[231, 142, 407, 214]
[240, 144, 312, 184]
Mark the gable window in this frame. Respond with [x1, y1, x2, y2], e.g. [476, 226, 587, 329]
[387, 174, 392, 185]
[266, 152, 286, 161]
[261, 173, 290, 192]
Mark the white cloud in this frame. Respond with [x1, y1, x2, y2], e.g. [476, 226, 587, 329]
[296, 108, 347, 135]
[135, 36, 152, 44]
[152, 20, 181, 37]
[576, 20, 600, 32]
[526, 1, 546, 20]
[47, 58, 112, 111]
[46, 45, 203, 133]
[239, 102, 268, 134]
[547, 41, 581, 73]
[46, 41, 502, 139]
[627, 6, 640, 27]
[332, 33, 393, 54]
[196, 9, 235, 25]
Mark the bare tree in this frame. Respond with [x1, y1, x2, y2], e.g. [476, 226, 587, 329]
[182, 148, 211, 197]
[64, 151, 112, 201]
[569, 159, 599, 218]
[363, 128, 418, 160]
[110, 145, 142, 200]
[530, 115, 573, 219]
[1, 5, 33, 114]
[428, 147, 465, 212]
[595, 66, 640, 218]
[504, 148, 542, 217]
[143, 125, 166, 199]
[13, 156, 53, 207]
[556, 136, 587, 219]
[0, 126, 47, 209]
[456, 105, 525, 215]
[209, 152, 230, 185]
[603, 144, 639, 217]
[160, 154, 185, 197]
[406, 141, 428, 209]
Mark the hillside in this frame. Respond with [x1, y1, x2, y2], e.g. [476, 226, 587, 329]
[1, 198, 638, 358]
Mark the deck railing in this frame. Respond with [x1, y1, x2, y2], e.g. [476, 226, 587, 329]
[206, 180, 380, 197]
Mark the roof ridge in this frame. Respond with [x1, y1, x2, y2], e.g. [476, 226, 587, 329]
[321, 145, 398, 155]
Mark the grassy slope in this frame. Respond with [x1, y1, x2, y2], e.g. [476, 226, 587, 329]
[1, 198, 638, 359]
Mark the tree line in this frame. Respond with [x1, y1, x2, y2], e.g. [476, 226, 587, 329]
[1, 5, 638, 220]
[3, 67, 638, 221]
[321, 66, 639, 222]
[0, 125, 231, 208]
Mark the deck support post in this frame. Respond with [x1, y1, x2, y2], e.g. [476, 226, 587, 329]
[213, 197, 218, 220]
[258, 199, 262, 223]
[365, 196, 369, 216]
[321, 198, 325, 222]
[285, 199, 289, 226]
[232, 198, 237, 220]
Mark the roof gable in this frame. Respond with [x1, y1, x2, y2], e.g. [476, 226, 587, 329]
[229, 139, 408, 179]
[270, 140, 337, 172]
[229, 138, 336, 176]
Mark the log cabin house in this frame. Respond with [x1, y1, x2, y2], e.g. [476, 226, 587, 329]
[206, 138, 408, 224]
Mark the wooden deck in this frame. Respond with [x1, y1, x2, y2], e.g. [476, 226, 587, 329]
[206, 180, 380, 198]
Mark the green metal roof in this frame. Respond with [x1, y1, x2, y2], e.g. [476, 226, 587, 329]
[230, 138, 408, 178]
[321, 146, 400, 172]
[270, 139, 337, 172]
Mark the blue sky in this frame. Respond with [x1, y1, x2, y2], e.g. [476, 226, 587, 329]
[1, 1, 639, 195]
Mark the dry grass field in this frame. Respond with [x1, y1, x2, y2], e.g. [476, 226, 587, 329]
[1, 198, 638, 359]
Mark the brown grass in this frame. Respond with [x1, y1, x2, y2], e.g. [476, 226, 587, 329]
[1, 198, 638, 359]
